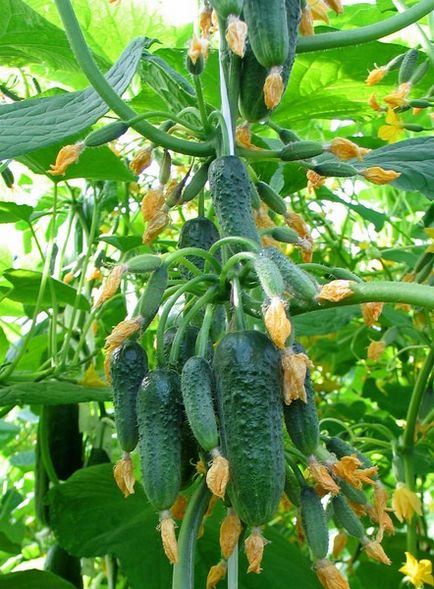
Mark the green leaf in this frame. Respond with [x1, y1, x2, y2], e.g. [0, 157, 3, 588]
[0, 37, 144, 160]
[48, 466, 322, 589]
[98, 235, 143, 252]
[0, 202, 33, 224]
[2, 270, 90, 311]
[0, 381, 111, 407]
[362, 378, 412, 419]
[0, 570, 76, 589]
[357, 137, 434, 199]
[0, 326, 8, 365]
[316, 187, 386, 231]
[19, 144, 135, 182]
[293, 306, 360, 336]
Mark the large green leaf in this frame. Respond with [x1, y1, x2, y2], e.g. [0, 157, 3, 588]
[293, 306, 361, 336]
[316, 187, 386, 231]
[0, 37, 144, 160]
[0, 203, 33, 224]
[19, 144, 135, 182]
[356, 137, 434, 199]
[2, 270, 90, 311]
[0, 381, 111, 406]
[0, 570, 76, 589]
[48, 466, 321, 589]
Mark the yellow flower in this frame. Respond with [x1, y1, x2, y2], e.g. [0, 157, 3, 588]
[206, 561, 227, 588]
[142, 209, 170, 245]
[220, 509, 242, 559]
[332, 455, 378, 489]
[199, 6, 213, 38]
[299, 7, 314, 36]
[235, 125, 261, 150]
[309, 457, 340, 495]
[378, 108, 404, 143]
[367, 340, 385, 361]
[94, 264, 126, 308]
[159, 514, 178, 564]
[264, 296, 292, 349]
[384, 82, 412, 108]
[226, 15, 248, 58]
[80, 363, 106, 388]
[366, 66, 387, 86]
[368, 93, 382, 112]
[392, 482, 422, 523]
[361, 166, 401, 185]
[328, 137, 370, 160]
[281, 348, 313, 404]
[399, 552, 434, 588]
[361, 302, 384, 327]
[245, 529, 268, 574]
[308, 0, 330, 23]
[306, 170, 325, 193]
[48, 143, 84, 176]
[363, 539, 392, 565]
[141, 188, 165, 222]
[206, 450, 230, 499]
[188, 34, 209, 64]
[113, 454, 135, 497]
[130, 147, 152, 176]
[264, 66, 285, 109]
[318, 280, 355, 303]
[315, 559, 350, 589]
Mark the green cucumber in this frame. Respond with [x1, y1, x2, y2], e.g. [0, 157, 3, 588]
[260, 246, 319, 302]
[213, 330, 285, 526]
[243, 0, 289, 68]
[256, 181, 287, 215]
[332, 494, 365, 540]
[209, 0, 243, 17]
[283, 342, 320, 456]
[1, 166, 14, 188]
[136, 369, 182, 511]
[263, 226, 300, 245]
[338, 479, 369, 506]
[181, 161, 210, 203]
[84, 121, 128, 147]
[126, 254, 161, 274]
[34, 437, 50, 525]
[181, 356, 219, 452]
[135, 265, 168, 327]
[398, 48, 419, 84]
[163, 325, 205, 371]
[177, 217, 221, 279]
[300, 486, 329, 560]
[311, 161, 358, 178]
[208, 156, 259, 250]
[325, 437, 376, 472]
[110, 341, 149, 453]
[45, 545, 83, 589]
[280, 141, 324, 161]
[253, 254, 285, 298]
[284, 464, 301, 507]
[250, 180, 261, 210]
[46, 404, 83, 481]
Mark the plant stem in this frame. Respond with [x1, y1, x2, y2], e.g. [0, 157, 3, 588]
[38, 408, 60, 486]
[172, 479, 210, 589]
[401, 348, 434, 554]
[196, 304, 215, 357]
[227, 543, 239, 589]
[55, 0, 215, 157]
[193, 76, 211, 132]
[296, 0, 434, 53]
[163, 247, 221, 273]
[231, 277, 246, 331]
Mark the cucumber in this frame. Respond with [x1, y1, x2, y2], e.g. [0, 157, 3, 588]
[84, 121, 128, 147]
[181, 356, 219, 452]
[325, 437, 376, 472]
[243, 0, 289, 68]
[260, 246, 319, 302]
[45, 545, 83, 589]
[332, 495, 365, 540]
[126, 254, 161, 274]
[1, 166, 14, 188]
[256, 181, 287, 215]
[300, 486, 329, 560]
[208, 156, 259, 250]
[136, 369, 182, 511]
[46, 404, 83, 481]
[213, 330, 285, 526]
[181, 161, 210, 203]
[177, 217, 221, 279]
[253, 254, 285, 298]
[284, 464, 301, 507]
[283, 342, 320, 456]
[135, 265, 168, 327]
[398, 48, 419, 84]
[110, 341, 149, 453]
[280, 141, 324, 161]
[311, 161, 358, 178]
[34, 436, 50, 525]
[209, 0, 243, 17]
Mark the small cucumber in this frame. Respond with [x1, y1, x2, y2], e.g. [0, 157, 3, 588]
[214, 330, 285, 527]
[177, 217, 221, 279]
[181, 356, 219, 452]
[325, 436, 375, 472]
[398, 48, 419, 84]
[283, 342, 320, 456]
[253, 254, 285, 298]
[135, 265, 168, 327]
[332, 494, 365, 540]
[284, 464, 301, 507]
[126, 254, 161, 274]
[256, 181, 287, 215]
[311, 161, 358, 178]
[136, 369, 182, 511]
[84, 121, 129, 147]
[46, 404, 83, 481]
[280, 141, 324, 161]
[209, 0, 243, 17]
[181, 161, 210, 203]
[110, 341, 149, 453]
[300, 486, 329, 560]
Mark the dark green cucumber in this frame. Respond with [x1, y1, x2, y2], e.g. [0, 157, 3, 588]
[253, 254, 285, 298]
[311, 161, 358, 178]
[300, 486, 329, 560]
[136, 369, 182, 511]
[209, 0, 243, 17]
[398, 48, 419, 84]
[208, 156, 259, 250]
[214, 330, 285, 527]
[46, 404, 83, 481]
[135, 265, 168, 326]
[338, 479, 369, 506]
[181, 356, 219, 452]
[283, 341, 320, 456]
[243, 0, 289, 68]
[163, 325, 200, 371]
[332, 494, 365, 540]
[325, 437, 376, 472]
[45, 544, 83, 589]
[1, 166, 14, 188]
[177, 217, 221, 279]
[34, 435, 50, 525]
[110, 341, 149, 453]
[181, 161, 210, 203]
[256, 181, 287, 215]
[260, 246, 319, 302]
[284, 464, 301, 507]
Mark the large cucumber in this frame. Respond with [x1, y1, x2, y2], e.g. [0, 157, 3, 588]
[177, 217, 221, 279]
[243, 0, 289, 68]
[209, 0, 243, 18]
[283, 342, 320, 456]
[208, 156, 259, 250]
[136, 369, 182, 511]
[110, 341, 149, 453]
[213, 330, 285, 526]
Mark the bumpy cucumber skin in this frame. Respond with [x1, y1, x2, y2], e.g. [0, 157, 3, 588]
[178, 217, 221, 279]
[284, 464, 301, 507]
[325, 436, 376, 472]
[181, 356, 219, 452]
[214, 330, 285, 527]
[181, 161, 210, 203]
[332, 494, 365, 540]
[208, 156, 259, 250]
[256, 181, 287, 215]
[136, 266, 168, 326]
[46, 404, 83, 481]
[300, 486, 329, 560]
[110, 341, 149, 453]
[261, 246, 319, 302]
[283, 342, 320, 456]
[210, 0, 243, 18]
[243, 0, 289, 68]
[136, 369, 182, 511]
[163, 325, 198, 371]
[45, 544, 83, 589]
[253, 255, 285, 298]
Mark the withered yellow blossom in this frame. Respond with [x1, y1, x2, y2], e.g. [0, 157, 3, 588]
[306, 169, 326, 193]
[264, 296, 292, 349]
[141, 188, 165, 222]
[363, 539, 392, 565]
[332, 455, 378, 489]
[318, 280, 355, 303]
[226, 15, 248, 57]
[365, 66, 387, 86]
[328, 138, 370, 161]
[367, 340, 385, 361]
[94, 264, 126, 308]
[281, 349, 313, 404]
[315, 559, 349, 589]
[384, 82, 411, 108]
[206, 561, 227, 589]
[264, 67, 285, 110]
[130, 147, 152, 176]
[245, 529, 268, 574]
[206, 451, 230, 499]
[220, 509, 242, 559]
[143, 210, 169, 245]
[159, 513, 178, 564]
[332, 531, 347, 558]
[361, 302, 384, 327]
[114, 454, 135, 497]
[49, 143, 84, 176]
[299, 7, 314, 35]
[309, 457, 340, 495]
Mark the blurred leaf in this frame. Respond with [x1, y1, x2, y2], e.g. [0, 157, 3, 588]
[362, 378, 412, 419]
[0, 38, 144, 160]
[294, 306, 360, 336]
[2, 270, 90, 311]
[0, 381, 111, 406]
[0, 420, 19, 443]
[99, 235, 143, 251]
[0, 327, 8, 365]
[379, 246, 425, 265]
[358, 137, 434, 199]
[20, 144, 135, 182]
[317, 187, 386, 231]
[0, 570, 76, 588]
[0, 203, 33, 224]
